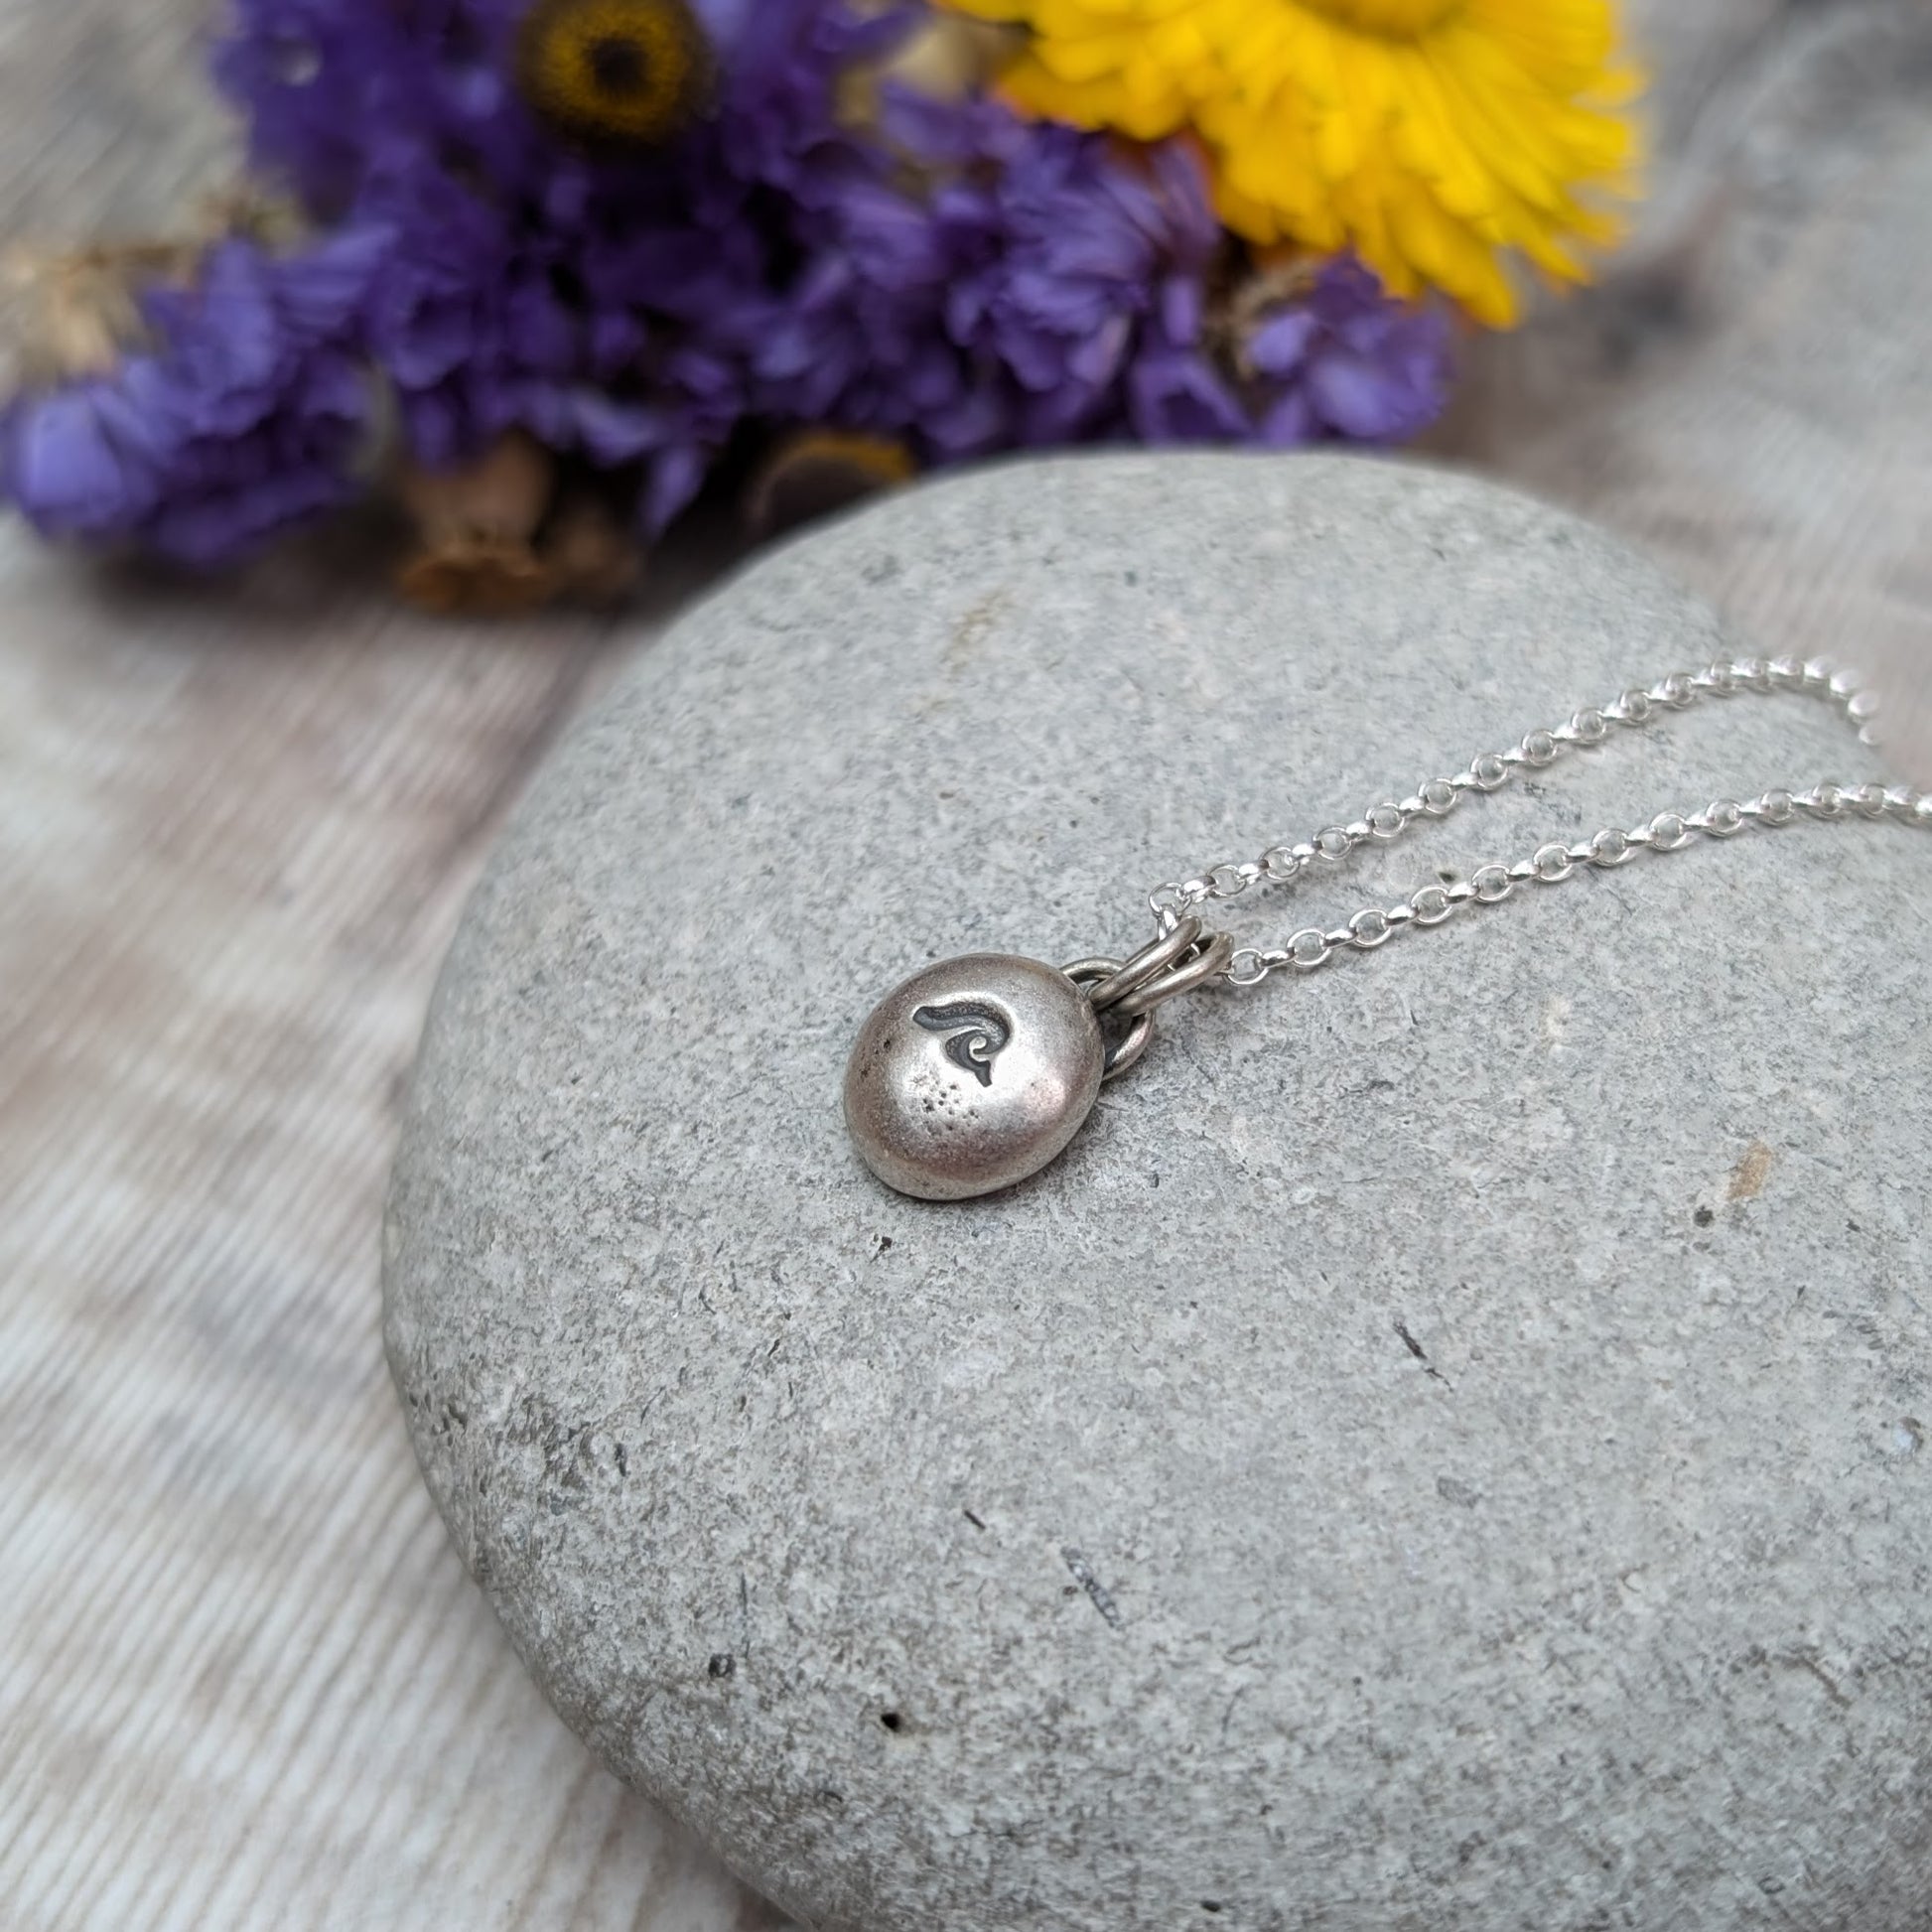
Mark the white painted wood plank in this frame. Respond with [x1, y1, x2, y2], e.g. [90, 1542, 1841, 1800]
[0, 531, 790, 1932]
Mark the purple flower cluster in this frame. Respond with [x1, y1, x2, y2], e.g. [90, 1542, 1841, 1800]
[3, 228, 385, 563]
[2, 0, 1454, 566]
[870, 99, 1450, 454]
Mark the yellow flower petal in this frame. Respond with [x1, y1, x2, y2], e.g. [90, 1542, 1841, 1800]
[946, 0, 1644, 325]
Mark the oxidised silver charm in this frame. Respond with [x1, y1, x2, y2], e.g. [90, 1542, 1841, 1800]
[844, 921, 1233, 1200]
[845, 955, 1106, 1201]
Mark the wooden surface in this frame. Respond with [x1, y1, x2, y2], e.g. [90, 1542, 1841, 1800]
[1, 3, 1928, 1929]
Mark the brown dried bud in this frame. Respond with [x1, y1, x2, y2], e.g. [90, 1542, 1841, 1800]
[543, 492, 646, 608]
[394, 433, 565, 616]
[396, 433, 557, 548]
[746, 429, 917, 541]
[396, 535, 557, 618]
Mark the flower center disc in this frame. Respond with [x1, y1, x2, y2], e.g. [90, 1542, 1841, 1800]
[1293, 0, 1459, 37]
[515, 0, 712, 147]
[588, 33, 648, 97]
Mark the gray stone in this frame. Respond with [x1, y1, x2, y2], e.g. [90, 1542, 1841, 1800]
[383, 453, 1932, 1932]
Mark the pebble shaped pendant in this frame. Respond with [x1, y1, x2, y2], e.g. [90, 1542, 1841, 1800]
[845, 955, 1106, 1200]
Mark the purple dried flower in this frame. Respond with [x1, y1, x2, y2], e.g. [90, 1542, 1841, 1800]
[214, 0, 933, 529]
[7, 0, 1456, 571]
[797, 97, 1453, 462]
[211, 0, 1451, 519]
[1128, 347, 1251, 444]
[928, 116, 1226, 448]
[217, 0, 910, 213]
[1242, 257, 1455, 447]
[2, 227, 386, 563]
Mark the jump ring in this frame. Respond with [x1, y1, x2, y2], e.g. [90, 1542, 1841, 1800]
[1113, 930, 1238, 1018]
[1060, 960, 1157, 1081]
[1085, 916, 1203, 1013]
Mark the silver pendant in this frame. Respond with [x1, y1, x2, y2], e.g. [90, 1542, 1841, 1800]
[845, 921, 1232, 1200]
[845, 662, 1927, 1196]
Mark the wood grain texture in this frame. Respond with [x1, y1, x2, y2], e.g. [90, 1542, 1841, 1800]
[0, 2, 1927, 1928]
[0, 531, 789, 1932]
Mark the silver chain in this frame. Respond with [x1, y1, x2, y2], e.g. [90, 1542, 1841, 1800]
[1145, 655, 1929, 991]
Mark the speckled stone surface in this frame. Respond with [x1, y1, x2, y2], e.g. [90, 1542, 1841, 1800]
[383, 453, 1932, 1932]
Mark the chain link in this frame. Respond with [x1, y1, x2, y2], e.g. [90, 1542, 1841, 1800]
[1143, 656, 1926, 991]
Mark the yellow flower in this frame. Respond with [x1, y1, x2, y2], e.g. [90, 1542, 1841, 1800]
[515, 0, 714, 149]
[943, 0, 1644, 326]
